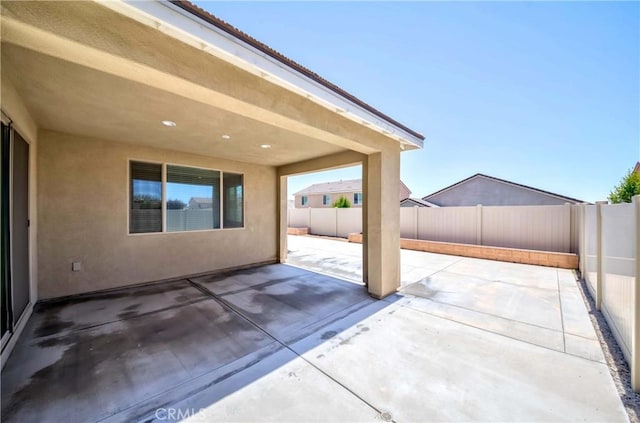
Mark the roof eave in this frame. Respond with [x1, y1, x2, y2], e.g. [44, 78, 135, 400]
[102, 0, 424, 149]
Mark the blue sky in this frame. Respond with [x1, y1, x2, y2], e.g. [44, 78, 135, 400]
[195, 1, 639, 202]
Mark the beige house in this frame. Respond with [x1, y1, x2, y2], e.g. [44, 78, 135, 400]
[0, 0, 423, 364]
[294, 179, 411, 208]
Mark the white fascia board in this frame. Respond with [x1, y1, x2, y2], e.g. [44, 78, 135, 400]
[97, 0, 423, 149]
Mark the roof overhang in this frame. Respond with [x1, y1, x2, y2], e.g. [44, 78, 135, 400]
[97, 0, 424, 149]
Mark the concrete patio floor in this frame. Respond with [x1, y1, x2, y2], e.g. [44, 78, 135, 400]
[1, 240, 629, 422]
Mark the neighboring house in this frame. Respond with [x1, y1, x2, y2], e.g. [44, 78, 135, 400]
[634, 161, 640, 176]
[294, 179, 411, 208]
[1, 1, 423, 363]
[188, 197, 213, 209]
[400, 198, 439, 207]
[422, 173, 583, 207]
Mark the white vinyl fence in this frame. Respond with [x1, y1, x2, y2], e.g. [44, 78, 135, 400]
[289, 208, 362, 238]
[291, 204, 578, 253]
[291, 199, 640, 392]
[579, 197, 639, 392]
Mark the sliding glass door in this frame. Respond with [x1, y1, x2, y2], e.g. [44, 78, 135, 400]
[11, 131, 30, 323]
[1, 117, 31, 348]
[1, 121, 11, 342]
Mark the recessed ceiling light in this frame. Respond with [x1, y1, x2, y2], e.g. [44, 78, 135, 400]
[161, 120, 177, 127]
[221, 134, 231, 140]
[260, 144, 271, 149]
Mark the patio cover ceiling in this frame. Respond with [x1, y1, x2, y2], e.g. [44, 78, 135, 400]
[1, 1, 423, 167]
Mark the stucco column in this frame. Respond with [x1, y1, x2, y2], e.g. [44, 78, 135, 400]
[278, 175, 288, 263]
[363, 148, 401, 298]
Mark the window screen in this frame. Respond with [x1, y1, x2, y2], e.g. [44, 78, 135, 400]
[130, 161, 162, 233]
[323, 195, 330, 205]
[301, 196, 308, 206]
[166, 165, 220, 231]
[223, 173, 243, 228]
[354, 192, 363, 205]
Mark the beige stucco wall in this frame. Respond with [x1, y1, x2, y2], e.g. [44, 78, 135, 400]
[37, 130, 277, 299]
[399, 183, 411, 201]
[295, 192, 363, 208]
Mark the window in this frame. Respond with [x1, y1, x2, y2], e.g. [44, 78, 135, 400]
[130, 161, 162, 234]
[223, 173, 243, 228]
[166, 165, 220, 232]
[323, 194, 330, 206]
[129, 161, 244, 233]
[354, 192, 363, 205]
[301, 196, 308, 206]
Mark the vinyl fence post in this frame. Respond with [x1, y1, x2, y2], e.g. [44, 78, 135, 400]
[632, 195, 640, 392]
[476, 204, 482, 246]
[413, 206, 418, 240]
[579, 203, 587, 276]
[595, 200, 607, 311]
[564, 202, 571, 253]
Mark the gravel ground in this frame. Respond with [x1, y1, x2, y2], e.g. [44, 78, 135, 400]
[576, 272, 640, 423]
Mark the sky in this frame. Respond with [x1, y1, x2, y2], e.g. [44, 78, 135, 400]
[195, 1, 639, 202]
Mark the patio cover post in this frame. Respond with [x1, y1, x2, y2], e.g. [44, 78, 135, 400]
[363, 147, 401, 298]
[278, 174, 288, 263]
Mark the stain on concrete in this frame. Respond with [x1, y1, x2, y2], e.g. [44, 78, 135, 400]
[34, 313, 75, 338]
[117, 310, 140, 320]
[214, 276, 299, 297]
[380, 411, 393, 421]
[116, 303, 143, 320]
[2, 265, 380, 422]
[123, 303, 141, 311]
[36, 336, 76, 348]
[321, 330, 338, 340]
[3, 300, 272, 422]
[35, 280, 200, 312]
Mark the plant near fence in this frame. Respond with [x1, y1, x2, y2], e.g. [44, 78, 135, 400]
[608, 168, 640, 204]
[332, 196, 351, 208]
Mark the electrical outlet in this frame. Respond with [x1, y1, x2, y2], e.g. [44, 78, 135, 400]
[72, 261, 81, 272]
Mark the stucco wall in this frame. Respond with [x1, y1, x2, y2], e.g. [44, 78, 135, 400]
[295, 192, 362, 208]
[399, 183, 411, 201]
[426, 177, 575, 206]
[37, 130, 277, 299]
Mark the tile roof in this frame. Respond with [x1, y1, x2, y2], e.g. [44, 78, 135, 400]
[171, 1, 424, 141]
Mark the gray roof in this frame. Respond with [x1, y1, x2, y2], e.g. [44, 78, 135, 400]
[189, 197, 212, 204]
[294, 179, 363, 196]
[294, 179, 410, 196]
[400, 198, 439, 207]
[423, 173, 584, 204]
